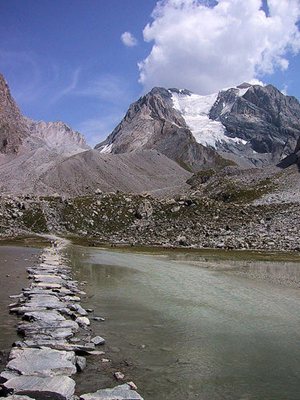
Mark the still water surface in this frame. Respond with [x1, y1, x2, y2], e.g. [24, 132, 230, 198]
[67, 246, 300, 400]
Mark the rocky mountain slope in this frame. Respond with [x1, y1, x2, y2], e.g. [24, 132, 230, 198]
[95, 87, 229, 171]
[0, 74, 89, 158]
[0, 74, 191, 197]
[96, 83, 300, 170]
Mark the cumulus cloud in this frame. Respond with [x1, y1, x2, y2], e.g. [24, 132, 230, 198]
[121, 31, 138, 47]
[138, 0, 300, 94]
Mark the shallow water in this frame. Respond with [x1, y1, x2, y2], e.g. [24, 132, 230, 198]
[67, 246, 300, 400]
[0, 246, 40, 365]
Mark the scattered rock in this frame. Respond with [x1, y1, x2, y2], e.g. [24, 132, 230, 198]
[91, 336, 105, 346]
[76, 356, 86, 372]
[75, 317, 90, 327]
[113, 371, 125, 381]
[93, 317, 105, 322]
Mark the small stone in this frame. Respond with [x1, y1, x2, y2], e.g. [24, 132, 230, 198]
[127, 381, 138, 391]
[76, 356, 87, 372]
[75, 317, 90, 327]
[87, 350, 105, 356]
[101, 358, 110, 363]
[93, 317, 105, 322]
[91, 336, 105, 346]
[114, 371, 125, 381]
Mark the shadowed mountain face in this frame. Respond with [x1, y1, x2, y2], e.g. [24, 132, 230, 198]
[210, 84, 300, 164]
[96, 84, 300, 170]
[277, 136, 300, 171]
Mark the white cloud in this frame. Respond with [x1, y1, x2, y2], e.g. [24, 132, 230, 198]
[139, 0, 300, 94]
[121, 31, 138, 47]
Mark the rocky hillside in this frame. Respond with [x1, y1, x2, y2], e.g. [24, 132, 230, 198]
[0, 74, 191, 197]
[96, 83, 300, 170]
[25, 149, 191, 197]
[1, 191, 300, 252]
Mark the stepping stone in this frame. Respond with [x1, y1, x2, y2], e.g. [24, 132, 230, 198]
[75, 317, 90, 327]
[33, 283, 62, 289]
[75, 356, 86, 372]
[91, 336, 105, 346]
[7, 348, 77, 377]
[26, 295, 65, 309]
[80, 384, 144, 400]
[2, 375, 75, 400]
[33, 276, 65, 285]
[69, 304, 88, 316]
[23, 311, 66, 323]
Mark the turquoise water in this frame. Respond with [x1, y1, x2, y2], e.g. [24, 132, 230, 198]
[68, 246, 300, 400]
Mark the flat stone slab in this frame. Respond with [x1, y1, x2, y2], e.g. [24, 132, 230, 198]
[6, 396, 35, 400]
[23, 311, 66, 323]
[7, 348, 76, 377]
[3, 375, 75, 399]
[33, 276, 65, 285]
[80, 384, 144, 400]
[32, 283, 62, 289]
[26, 295, 65, 309]
[18, 320, 79, 337]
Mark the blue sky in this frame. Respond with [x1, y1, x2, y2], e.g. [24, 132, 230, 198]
[1, 0, 300, 146]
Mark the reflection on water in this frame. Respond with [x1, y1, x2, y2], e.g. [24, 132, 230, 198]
[67, 246, 300, 400]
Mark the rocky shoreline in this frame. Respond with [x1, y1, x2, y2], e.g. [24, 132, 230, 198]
[0, 237, 144, 400]
[0, 192, 300, 252]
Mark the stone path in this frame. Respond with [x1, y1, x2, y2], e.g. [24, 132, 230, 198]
[0, 237, 144, 400]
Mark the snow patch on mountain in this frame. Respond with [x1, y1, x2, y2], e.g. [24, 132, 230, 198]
[171, 90, 247, 148]
[100, 143, 113, 153]
[171, 91, 224, 147]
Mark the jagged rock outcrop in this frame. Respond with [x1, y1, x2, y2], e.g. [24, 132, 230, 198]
[25, 120, 89, 155]
[96, 87, 230, 171]
[210, 84, 300, 165]
[0, 74, 30, 154]
[0, 73, 89, 157]
[277, 136, 300, 170]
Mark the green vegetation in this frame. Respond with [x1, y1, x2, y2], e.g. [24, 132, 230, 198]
[22, 209, 48, 233]
[211, 178, 276, 203]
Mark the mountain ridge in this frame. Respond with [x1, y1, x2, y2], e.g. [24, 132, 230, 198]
[96, 83, 300, 171]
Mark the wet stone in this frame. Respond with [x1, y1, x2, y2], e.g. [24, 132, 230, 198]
[23, 310, 66, 323]
[91, 336, 105, 346]
[69, 304, 88, 316]
[80, 384, 144, 400]
[75, 317, 90, 327]
[75, 356, 86, 372]
[2, 375, 76, 400]
[7, 348, 77, 377]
